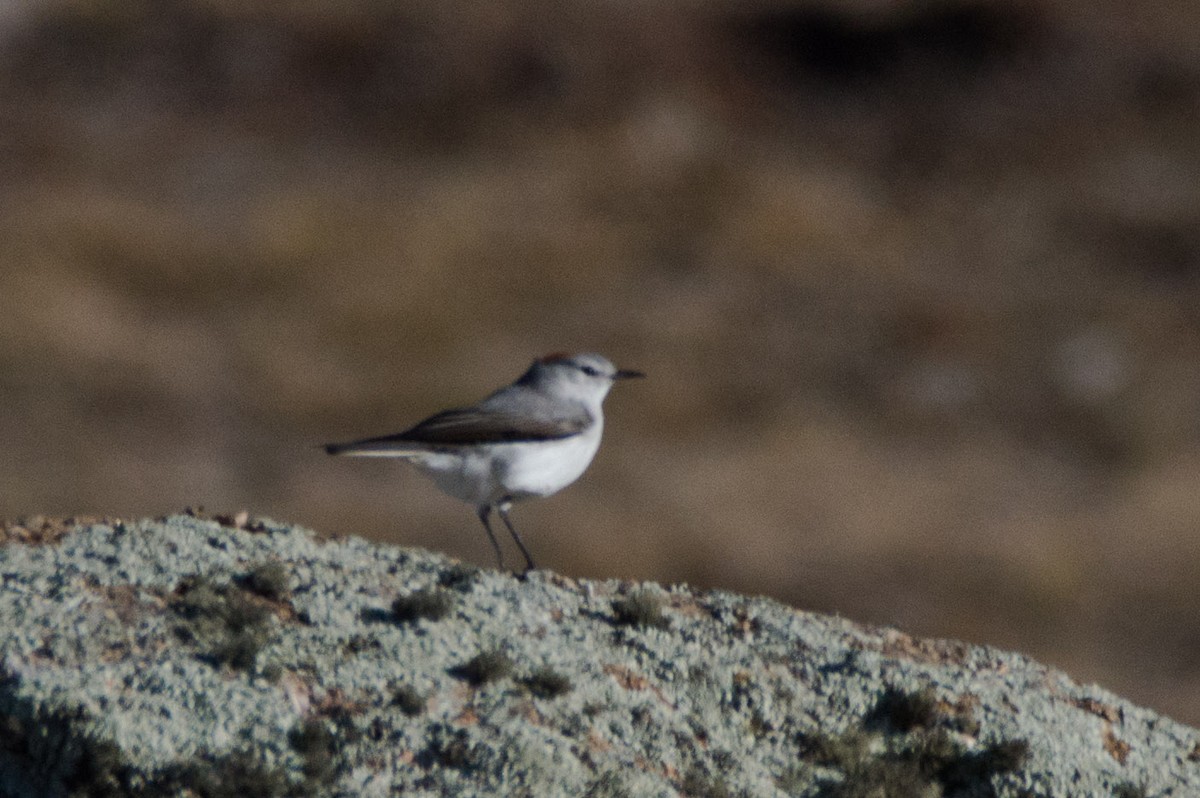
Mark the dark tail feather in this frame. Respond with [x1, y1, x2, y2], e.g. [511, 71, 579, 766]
[323, 437, 422, 457]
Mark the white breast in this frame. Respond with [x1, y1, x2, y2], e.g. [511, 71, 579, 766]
[494, 423, 604, 501]
[400, 421, 604, 507]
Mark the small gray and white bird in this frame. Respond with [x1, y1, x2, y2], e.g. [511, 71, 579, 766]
[324, 352, 643, 573]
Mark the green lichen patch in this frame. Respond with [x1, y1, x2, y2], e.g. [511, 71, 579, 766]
[288, 718, 338, 785]
[1113, 782, 1149, 798]
[680, 766, 734, 798]
[169, 575, 274, 671]
[391, 684, 427, 717]
[157, 751, 295, 798]
[795, 687, 1031, 798]
[391, 587, 455, 624]
[0, 702, 308, 798]
[450, 649, 515, 686]
[238, 561, 292, 602]
[865, 686, 940, 733]
[611, 589, 669, 630]
[438, 563, 481, 592]
[521, 666, 572, 699]
[424, 724, 474, 770]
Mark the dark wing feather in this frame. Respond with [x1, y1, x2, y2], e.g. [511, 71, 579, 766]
[351, 406, 588, 448]
[401, 406, 588, 443]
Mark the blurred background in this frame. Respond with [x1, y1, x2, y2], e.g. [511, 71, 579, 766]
[3, 0, 1200, 724]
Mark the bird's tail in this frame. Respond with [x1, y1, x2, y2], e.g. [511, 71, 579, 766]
[323, 438, 425, 457]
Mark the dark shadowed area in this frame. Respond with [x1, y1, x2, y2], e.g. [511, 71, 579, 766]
[3, 0, 1200, 723]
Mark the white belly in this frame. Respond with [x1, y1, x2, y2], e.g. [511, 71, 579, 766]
[496, 427, 603, 500]
[404, 425, 603, 507]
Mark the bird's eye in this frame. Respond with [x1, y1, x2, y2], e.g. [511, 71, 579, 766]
[580, 365, 601, 377]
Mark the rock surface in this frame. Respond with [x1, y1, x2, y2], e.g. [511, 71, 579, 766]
[0, 514, 1197, 797]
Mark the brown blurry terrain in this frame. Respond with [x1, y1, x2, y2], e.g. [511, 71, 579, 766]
[3, 0, 1200, 723]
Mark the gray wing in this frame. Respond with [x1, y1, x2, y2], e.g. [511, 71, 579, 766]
[325, 395, 590, 455]
[387, 405, 588, 444]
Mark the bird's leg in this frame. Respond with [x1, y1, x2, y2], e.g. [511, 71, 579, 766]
[476, 505, 505, 571]
[497, 499, 535, 574]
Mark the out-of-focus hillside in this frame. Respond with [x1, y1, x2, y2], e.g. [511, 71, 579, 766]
[3, 1, 1200, 722]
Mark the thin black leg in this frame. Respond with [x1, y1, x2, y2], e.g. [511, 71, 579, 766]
[476, 506, 505, 570]
[497, 501, 535, 574]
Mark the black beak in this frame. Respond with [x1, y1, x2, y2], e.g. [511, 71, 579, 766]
[614, 368, 645, 380]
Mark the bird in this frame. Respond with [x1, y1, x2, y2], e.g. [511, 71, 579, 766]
[324, 352, 643, 573]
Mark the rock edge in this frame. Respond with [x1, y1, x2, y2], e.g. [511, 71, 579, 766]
[0, 514, 1196, 797]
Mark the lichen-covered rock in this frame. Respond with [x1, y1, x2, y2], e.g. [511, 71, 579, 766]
[0, 514, 1196, 797]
